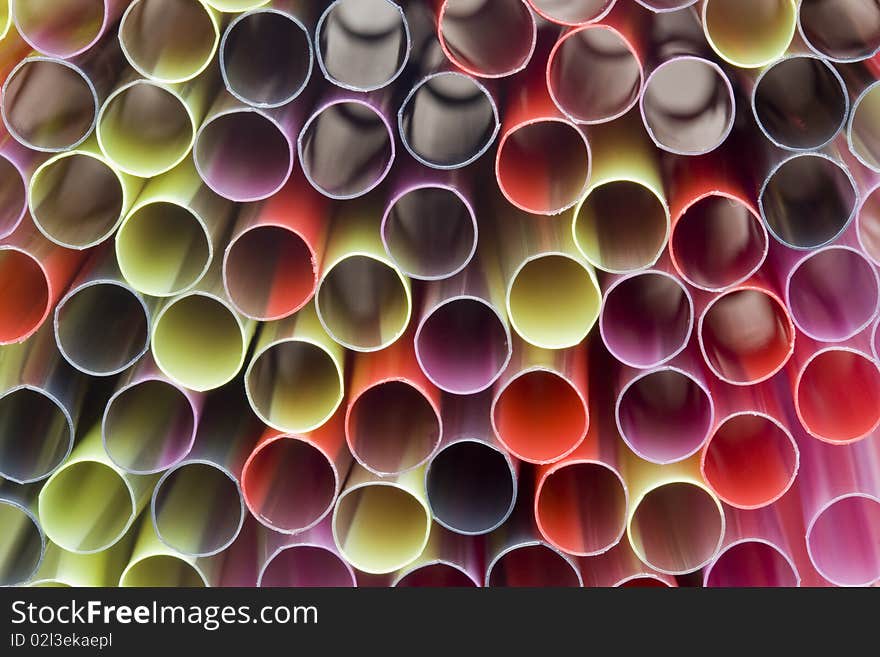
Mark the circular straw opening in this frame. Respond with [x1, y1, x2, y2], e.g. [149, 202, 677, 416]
[0, 156, 27, 237]
[120, 555, 206, 587]
[0, 388, 71, 483]
[153, 462, 243, 556]
[617, 369, 713, 464]
[858, 185, 880, 263]
[629, 482, 723, 574]
[116, 201, 210, 297]
[243, 437, 337, 533]
[426, 439, 516, 534]
[548, 25, 643, 124]
[299, 100, 394, 199]
[753, 56, 848, 150]
[0, 249, 50, 344]
[30, 154, 125, 249]
[699, 288, 794, 384]
[2, 58, 96, 151]
[120, 0, 219, 83]
[807, 494, 880, 586]
[702, 413, 798, 508]
[224, 225, 316, 320]
[348, 381, 440, 475]
[12, 0, 106, 57]
[260, 545, 355, 587]
[508, 255, 600, 349]
[317, 0, 409, 91]
[152, 294, 246, 392]
[439, 0, 536, 77]
[799, 0, 880, 61]
[641, 57, 733, 154]
[55, 283, 149, 376]
[536, 462, 627, 555]
[316, 255, 409, 352]
[487, 544, 581, 587]
[395, 563, 478, 587]
[496, 120, 590, 214]
[635, 0, 697, 9]
[574, 181, 668, 272]
[399, 72, 498, 169]
[703, 0, 797, 68]
[40, 462, 133, 553]
[0, 501, 43, 585]
[529, 0, 614, 24]
[705, 541, 799, 587]
[493, 370, 587, 463]
[600, 271, 692, 368]
[672, 194, 767, 290]
[246, 340, 342, 433]
[787, 247, 879, 342]
[796, 349, 880, 444]
[416, 298, 510, 394]
[383, 186, 477, 280]
[333, 483, 430, 574]
[849, 82, 880, 172]
[103, 379, 196, 474]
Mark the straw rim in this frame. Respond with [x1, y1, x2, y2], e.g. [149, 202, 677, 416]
[0, 495, 46, 584]
[703, 537, 802, 587]
[258, 541, 357, 587]
[11, 0, 113, 59]
[484, 539, 584, 587]
[847, 80, 880, 174]
[805, 492, 880, 587]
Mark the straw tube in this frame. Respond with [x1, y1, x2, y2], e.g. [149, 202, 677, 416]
[848, 78, 880, 173]
[393, 527, 483, 587]
[242, 409, 351, 535]
[257, 519, 355, 587]
[205, 0, 269, 11]
[245, 303, 344, 437]
[119, 518, 208, 587]
[426, 393, 518, 536]
[635, 0, 696, 10]
[572, 111, 669, 272]
[119, 0, 220, 84]
[857, 173, 880, 263]
[0, 480, 45, 585]
[701, 0, 797, 68]
[115, 159, 235, 298]
[579, 541, 677, 587]
[798, 0, 880, 62]
[151, 383, 262, 556]
[333, 465, 431, 574]
[11, 0, 128, 59]
[27, 535, 133, 587]
[38, 425, 159, 554]
[1, 128, 45, 239]
[527, 0, 615, 26]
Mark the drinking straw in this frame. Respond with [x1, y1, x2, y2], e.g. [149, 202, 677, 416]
[635, 0, 696, 10]
[700, 378, 799, 509]
[546, 5, 646, 125]
[571, 111, 668, 272]
[392, 526, 483, 587]
[527, 0, 615, 26]
[333, 464, 431, 574]
[415, 249, 511, 394]
[151, 264, 256, 392]
[298, 92, 396, 199]
[501, 211, 600, 350]
[39, 425, 159, 554]
[0, 480, 44, 585]
[0, 220, 85, 345]
[614, 349, 715, 464]
[578, 541, 677, 587]
[696, 279, 796, 385]
[798, 0, 880, 62]
[534, 425, 627, 557]
[194, 91, 303, 202]
[27, 535, 133, 586]
[381, 175, 478, 280]
[244, 302, 345, 434]
[119, 0, 220, 84]
[222, 170, 327, 321]
[436, 0, 536, 78]
[28, 138, 144, 250]
[102, 354, 201, 474]
[54, 247, 156, 376]
[0, 126, 43, 239]
[11, 0, 129, 59]
[258, 518, 356, 587]
[798, 434, 880, 586]
[98, 72, 217, 178]
[0, 0, 9, 39]
[701, 0, 797, 69]
[425, 393, 518, 535]
[857, 174, 880, 264]
[315, 202, 411, 351]
[119, 517, 209, 587]
[205, 0, 270, 12]
[220, 1, 313, 107]
[495, 42, 591, 215]
[115, 159, 235, 298]
[152, 383, 261, 556]
[492, 341, 589, 464]
[848, 79, 880, 173]
[623, 450, 725, 575]
[242, 409, 351, 534]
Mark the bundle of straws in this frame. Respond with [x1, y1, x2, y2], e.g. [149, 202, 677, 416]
[1, 0, 880, 589]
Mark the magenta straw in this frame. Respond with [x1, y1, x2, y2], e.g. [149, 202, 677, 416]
[393, 527, 484, 587]
[258, 518, 356, 588]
